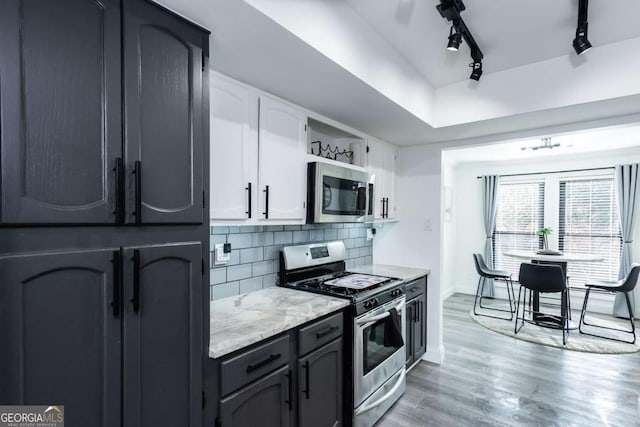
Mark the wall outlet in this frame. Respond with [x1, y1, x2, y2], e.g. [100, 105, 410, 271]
[215, 243, 231, 265]
[366, 228, 374, 241]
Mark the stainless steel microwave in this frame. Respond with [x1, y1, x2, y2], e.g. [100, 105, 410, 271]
[307, 162, 373, 223]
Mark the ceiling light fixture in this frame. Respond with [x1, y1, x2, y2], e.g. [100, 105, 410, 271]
[437, 0, 484, 81]
[573, 0, 592, 55]
[521, 137, 561, 151]
[447, 22, 462, 51]
[469, 61, 482, 81]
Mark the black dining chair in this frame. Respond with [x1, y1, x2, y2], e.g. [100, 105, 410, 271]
[578, 263, 639, 344]
[515, 263, 570, 345]
[472, 253, 515, 320]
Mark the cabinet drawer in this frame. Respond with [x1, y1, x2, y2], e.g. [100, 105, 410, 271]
[221, 335, 289, 396]
[405, 276, 427, 300]
[298, 312, 343, 356]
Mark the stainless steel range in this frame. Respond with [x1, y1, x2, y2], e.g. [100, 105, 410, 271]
[279, 241, 406, 427]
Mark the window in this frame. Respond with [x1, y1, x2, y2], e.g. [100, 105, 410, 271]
[559, 177, 621, 287]
[493, 181, 545, 277]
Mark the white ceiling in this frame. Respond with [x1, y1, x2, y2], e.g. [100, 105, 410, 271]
[155, 0, 640, 146]
[444, 124, 640, 164]
[346, 0, 640, 87]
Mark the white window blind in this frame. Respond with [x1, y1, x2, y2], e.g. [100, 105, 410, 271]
[559, 177, 621, 287]
[493, 181, 545, 278]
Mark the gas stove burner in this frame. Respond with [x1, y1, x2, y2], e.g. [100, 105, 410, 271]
[325, 273, 390, 289]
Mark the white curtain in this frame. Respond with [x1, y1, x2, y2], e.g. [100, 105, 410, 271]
[613, 164, 639, 318]
[481, 176, 499, 297]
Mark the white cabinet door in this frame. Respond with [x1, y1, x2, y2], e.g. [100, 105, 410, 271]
[367, 137, 397, 220]
[258, 96, 307, 221]
[210, 76, 258, 221]
[384, 144, 397, 219]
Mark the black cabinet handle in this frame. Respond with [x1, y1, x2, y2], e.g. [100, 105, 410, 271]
[132, 249, 141, 313]
[133, 160, 142, 224]
[246, 353, 281, 373]
[246, 182, 252, 218]
[113, 158, 124, 224]
[315, 325, 339, 339]
[381, 198, 385, 218]
[111, 250, 122, 317]
[303, 361, 310, 399]
[263, 185, 269, 219]
[285, 369, 292, 411]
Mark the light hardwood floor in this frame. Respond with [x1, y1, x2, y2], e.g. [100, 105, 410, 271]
[378, 293, 640, 427]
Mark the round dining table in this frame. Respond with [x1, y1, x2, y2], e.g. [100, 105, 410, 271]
[503, 250, 604, 328]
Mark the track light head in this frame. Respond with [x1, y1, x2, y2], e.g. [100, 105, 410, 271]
[573, 25, 592, 55]
[469, 61, 483, 81]
[573, 0, 592, 55]
[447, 25, 462, 51]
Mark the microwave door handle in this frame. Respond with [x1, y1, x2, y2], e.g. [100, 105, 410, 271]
[357, 185, 367, 213]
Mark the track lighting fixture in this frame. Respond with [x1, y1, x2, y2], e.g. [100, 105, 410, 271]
[573, 0, 592, 55]
[469, 61, 482, 81]
[447, 23, 462, 51]
[437, 0, 484, 81]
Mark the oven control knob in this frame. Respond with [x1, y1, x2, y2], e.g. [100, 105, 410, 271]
[373, 298, 379, 306]
[364, 300, 373, 309]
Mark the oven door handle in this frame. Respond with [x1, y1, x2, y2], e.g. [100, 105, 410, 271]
[354, 368, 405, 415]
[356, 300, 405, 328]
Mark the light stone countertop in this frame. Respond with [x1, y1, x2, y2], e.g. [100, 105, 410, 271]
[348, 264, 430, 283]
[209, 287, 349, 359]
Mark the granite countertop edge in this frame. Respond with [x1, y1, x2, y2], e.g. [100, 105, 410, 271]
[209, 287, 350, 359]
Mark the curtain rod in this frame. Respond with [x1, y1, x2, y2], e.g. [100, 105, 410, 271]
[476, 166, 614, 179]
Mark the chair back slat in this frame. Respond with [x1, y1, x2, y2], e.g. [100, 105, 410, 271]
[519, 263, 566, 293]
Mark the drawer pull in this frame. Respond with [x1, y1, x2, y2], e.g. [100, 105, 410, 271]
[246, 353, 281, 373]
[315, 325, 339, 339]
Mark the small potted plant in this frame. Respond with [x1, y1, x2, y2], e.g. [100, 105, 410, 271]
[536, 227, 561, 255]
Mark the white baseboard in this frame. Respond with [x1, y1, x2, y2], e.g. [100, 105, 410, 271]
[422, 345, 445, 365]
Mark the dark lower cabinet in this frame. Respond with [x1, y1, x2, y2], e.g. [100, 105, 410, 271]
[0, 250, 121, 426]
[0, 242, 203, 427]
[213, 312, 344, 427]
[220, 366, 291, 427]
[405, 276, 427, 370]
[123, 243, 202, 427]
[298, 338, 343, 427]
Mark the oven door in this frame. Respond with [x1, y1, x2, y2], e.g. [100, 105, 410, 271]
[353, 296, 406, 407]
[308, 162, 368, 223]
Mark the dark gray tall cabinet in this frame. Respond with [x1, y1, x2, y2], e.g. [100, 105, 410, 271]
[0, 1, 210, 427]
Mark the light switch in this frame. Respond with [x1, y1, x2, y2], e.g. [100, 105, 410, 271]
[215, 243, 231, 265]
[366, 229, 374, 241]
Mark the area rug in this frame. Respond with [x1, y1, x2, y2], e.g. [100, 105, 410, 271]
[469, 305, 640, 354]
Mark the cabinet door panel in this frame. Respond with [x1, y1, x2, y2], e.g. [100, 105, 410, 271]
[124, 1, 204, 224]
[258, 96, 306, 221]
[414, 293, 427, 361]
[298, 338, 343, 427]
[0, 0, 121, 223]
[210, 77, 258, 220]
[123, 242, 202, 427]
[220, 366, 290, 427]
[405, 301, 414, 367]
[0, 250, 121, 427]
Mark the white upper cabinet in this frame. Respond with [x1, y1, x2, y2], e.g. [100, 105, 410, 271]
[210, 75, 258, 221]
[210, 75, 307, 224]
[367, 137, 397, 220]
[258, 96, 307, 221]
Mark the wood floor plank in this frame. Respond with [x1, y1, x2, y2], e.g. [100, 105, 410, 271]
[377, 293, 640, 427]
